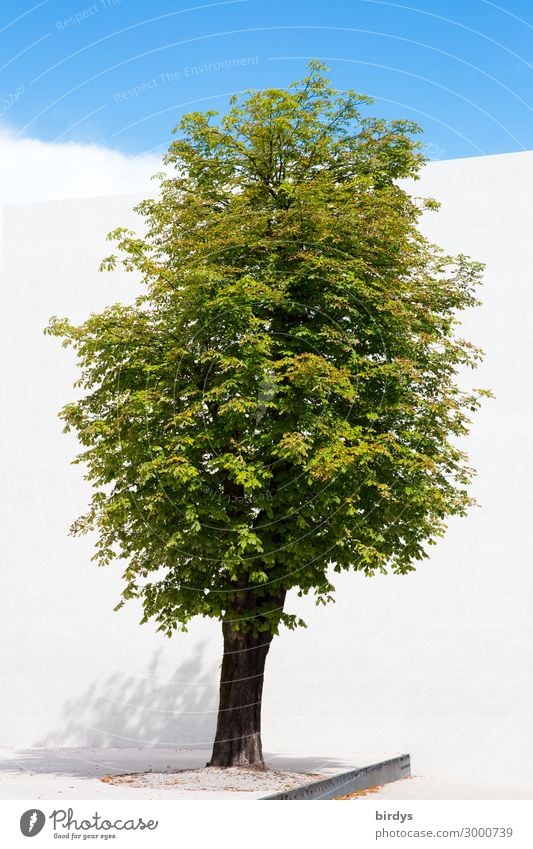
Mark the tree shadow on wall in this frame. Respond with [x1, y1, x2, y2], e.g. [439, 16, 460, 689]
[37, 642, 219, 749]
[0, 640, 364, 787]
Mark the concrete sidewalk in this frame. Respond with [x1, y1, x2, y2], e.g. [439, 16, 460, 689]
[4, 748, 528, 800]
[0, 747, 369, 800]
[353, 775, 533, 800]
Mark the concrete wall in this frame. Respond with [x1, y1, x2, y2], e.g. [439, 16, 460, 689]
[1, 153, 532, 790]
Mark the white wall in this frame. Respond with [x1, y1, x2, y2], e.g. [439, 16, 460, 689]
[1, 153, 532, 790]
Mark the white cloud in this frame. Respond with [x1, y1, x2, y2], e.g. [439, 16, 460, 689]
[0, 128, 162, 206]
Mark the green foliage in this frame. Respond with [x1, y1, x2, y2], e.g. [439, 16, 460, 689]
[46, 61, 488, 637]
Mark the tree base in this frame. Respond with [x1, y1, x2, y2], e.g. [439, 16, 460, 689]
[205, 760, 268, 771]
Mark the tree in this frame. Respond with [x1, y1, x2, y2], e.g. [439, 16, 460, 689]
[46, 62, 488, 768]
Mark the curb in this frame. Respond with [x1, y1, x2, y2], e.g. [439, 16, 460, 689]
[261, 754, 411, 800]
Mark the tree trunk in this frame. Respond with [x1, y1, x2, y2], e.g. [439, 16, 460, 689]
[208, 620, 274, 768]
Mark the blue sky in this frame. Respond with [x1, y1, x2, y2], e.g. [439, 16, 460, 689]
[2, 0, 533, 161]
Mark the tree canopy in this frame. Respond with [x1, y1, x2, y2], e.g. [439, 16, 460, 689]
[46, 61, 487, 643]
